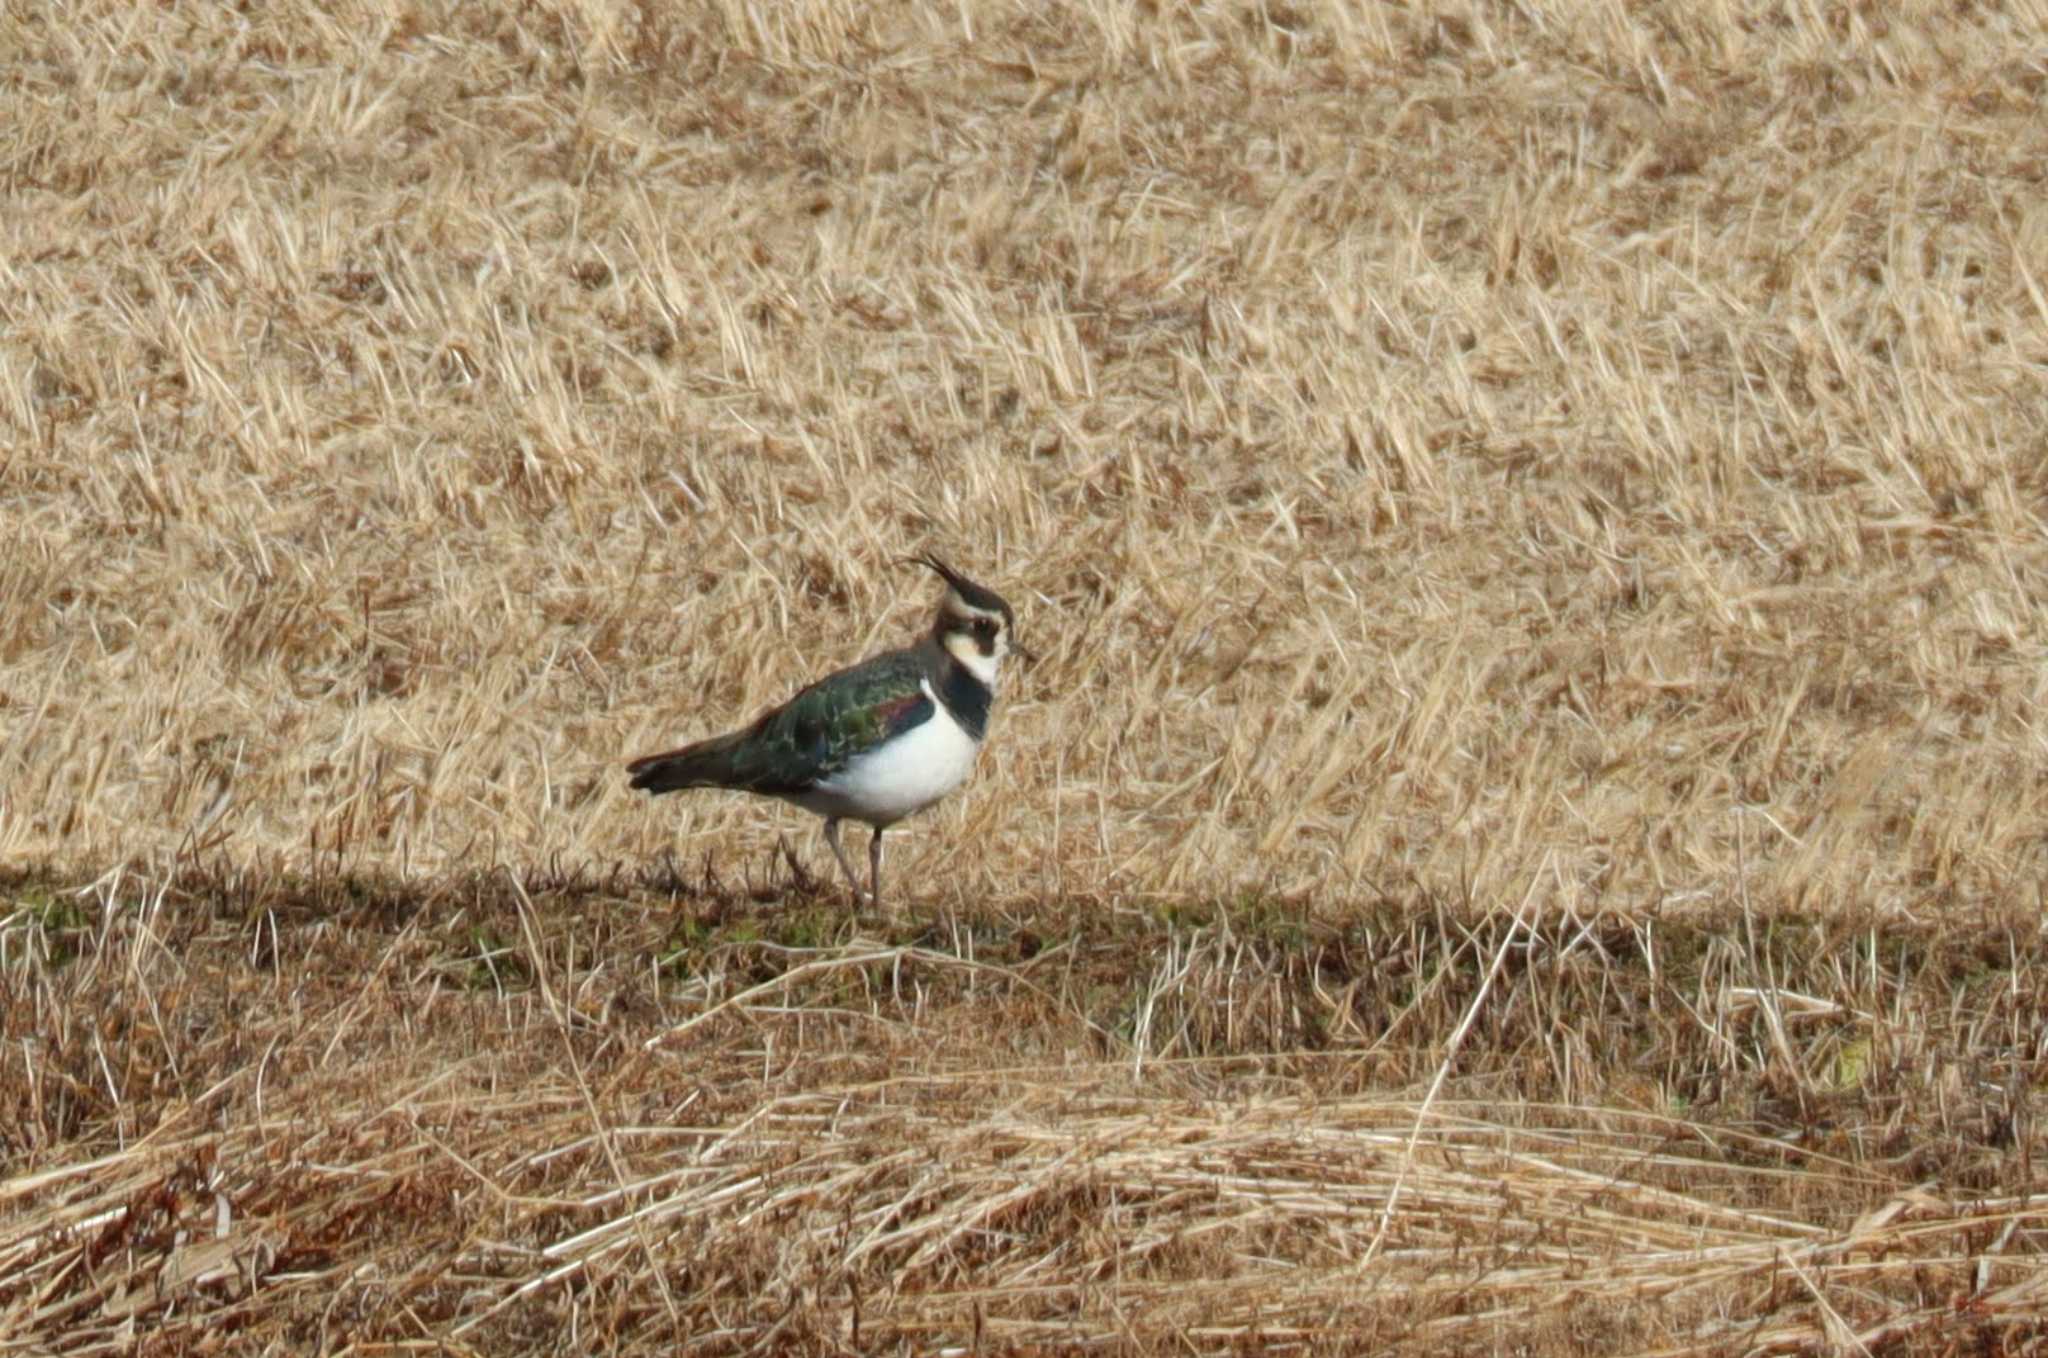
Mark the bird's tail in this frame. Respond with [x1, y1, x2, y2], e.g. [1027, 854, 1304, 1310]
[625, 731, 747, 794]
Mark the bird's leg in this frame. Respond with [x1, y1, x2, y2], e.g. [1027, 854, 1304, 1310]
[822, 817, 865, 905]
[868, 827, 885, 908]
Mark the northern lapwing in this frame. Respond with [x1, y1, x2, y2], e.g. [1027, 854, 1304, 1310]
[626, 555, 1018, 907]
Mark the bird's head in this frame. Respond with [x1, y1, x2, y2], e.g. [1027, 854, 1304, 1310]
[913, 553, 1018, 687]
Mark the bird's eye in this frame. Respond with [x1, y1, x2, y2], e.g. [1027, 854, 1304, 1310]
[973, 618, 996, 637]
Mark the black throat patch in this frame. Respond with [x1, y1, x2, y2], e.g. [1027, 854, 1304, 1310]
[934, 656, 993, 740]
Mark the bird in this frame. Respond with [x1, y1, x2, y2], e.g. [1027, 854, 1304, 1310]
[625, 554, 1018, 908]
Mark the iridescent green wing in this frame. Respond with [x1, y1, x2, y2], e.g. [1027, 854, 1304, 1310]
[728, 648, 933, 795]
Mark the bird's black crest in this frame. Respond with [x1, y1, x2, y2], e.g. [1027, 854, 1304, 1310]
[911, 553, 1014, 625]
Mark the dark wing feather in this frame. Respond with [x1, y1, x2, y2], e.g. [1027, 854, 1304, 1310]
[627, 646, 933, 796]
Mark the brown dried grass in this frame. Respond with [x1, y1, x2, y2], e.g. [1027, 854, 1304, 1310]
[4, 0, 2048, 1351]
[5, 865, 2044, 1352]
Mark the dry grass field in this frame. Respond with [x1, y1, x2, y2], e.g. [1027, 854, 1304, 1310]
[6, 0, 2048, 1351]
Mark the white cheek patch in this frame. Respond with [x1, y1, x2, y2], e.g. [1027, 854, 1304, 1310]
[944, 630, 1002, 688]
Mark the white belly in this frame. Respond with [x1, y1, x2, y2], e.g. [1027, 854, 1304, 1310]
[789, 694, 982, 826]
